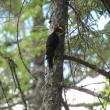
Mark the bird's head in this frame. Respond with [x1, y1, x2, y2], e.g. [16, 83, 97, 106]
[54, 26, 64, 35]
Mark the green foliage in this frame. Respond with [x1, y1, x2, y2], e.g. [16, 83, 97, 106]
[0, 0, 47, 104]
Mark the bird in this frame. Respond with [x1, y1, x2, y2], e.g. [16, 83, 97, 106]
[46, 26, 63, 69]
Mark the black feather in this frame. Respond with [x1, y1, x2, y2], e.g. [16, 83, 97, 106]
[46, 27, 62, 69]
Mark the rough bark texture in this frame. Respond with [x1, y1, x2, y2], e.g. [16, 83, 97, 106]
[44, 0, 68, 110]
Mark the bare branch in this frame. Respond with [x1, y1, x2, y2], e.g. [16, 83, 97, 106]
[64, 55, 110, 80]
[16, 0, 32, 76]
[7, 58, 27, 110]
[69, 102, 101, 108]
[81, 81, 105, 87]
[62, 83, 110, 101]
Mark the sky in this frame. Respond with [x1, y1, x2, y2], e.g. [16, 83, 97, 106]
[97, 15, 110, 30]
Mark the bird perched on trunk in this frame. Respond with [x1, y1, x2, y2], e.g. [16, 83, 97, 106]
[46, 27, 63, 69]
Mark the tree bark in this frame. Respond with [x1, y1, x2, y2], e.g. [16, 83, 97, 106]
[44, 0, 68, 110]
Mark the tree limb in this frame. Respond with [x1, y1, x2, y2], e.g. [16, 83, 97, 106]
[62, 83, 110, 101]
[69, 102, 101, 108]
[64, 55, 110, 80]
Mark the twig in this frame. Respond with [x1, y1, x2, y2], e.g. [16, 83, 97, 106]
[16, 0, 32, 75]
[8, 58, 27, 110]
[68, 102, 101, 108]
[81, 81, 105, 87]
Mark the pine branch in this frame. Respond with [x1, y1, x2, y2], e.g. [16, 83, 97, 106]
[64, 55, 110, 80]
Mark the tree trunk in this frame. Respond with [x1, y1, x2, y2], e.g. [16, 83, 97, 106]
[44, 0, 68, 110]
